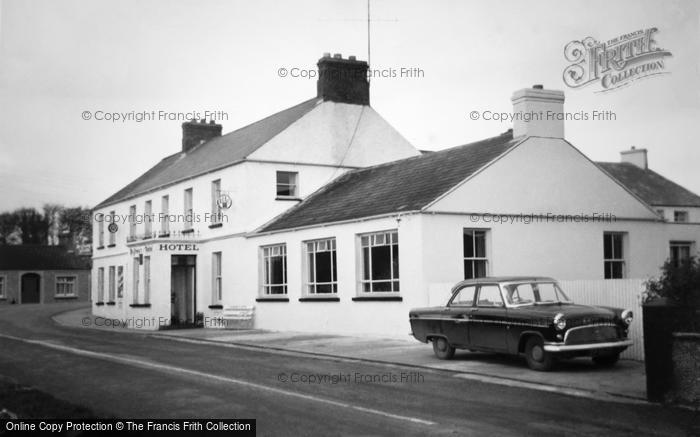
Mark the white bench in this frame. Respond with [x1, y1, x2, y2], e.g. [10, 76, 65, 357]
[221, 305, 255, 330]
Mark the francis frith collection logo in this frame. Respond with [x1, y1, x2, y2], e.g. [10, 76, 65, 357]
[563, 27, 672, 92]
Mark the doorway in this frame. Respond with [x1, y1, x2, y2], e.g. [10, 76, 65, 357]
[21, 273, 41, 303]
[171, 255, 196, 326]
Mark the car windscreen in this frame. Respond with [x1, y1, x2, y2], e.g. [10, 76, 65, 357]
[504, 282, 570, 305]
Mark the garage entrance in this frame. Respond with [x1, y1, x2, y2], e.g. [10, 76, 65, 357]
[171, 255, 196, 326]
[21, 273, 41, 303]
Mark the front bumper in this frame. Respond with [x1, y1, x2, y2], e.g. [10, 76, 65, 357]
[543, 339, 633, 352]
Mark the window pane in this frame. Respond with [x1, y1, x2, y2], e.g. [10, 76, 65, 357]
[308, 252, 315, 282]
[452, 286, 476, 306]
[464, 260, 474, 279]
[474, 260, 487, 278]
[612, 234, 623, 259]
[464, 231, 474, 257]
[372, 281, 392, 292]
[316, 283, 334, 294]
[392, 243, 399, 279]
[603, 234, 612, 259]
[362, 247, 370, 280]
[477, 285, 503, 307]
[371, 246, 391, 280]
[315, 251, 332, 283]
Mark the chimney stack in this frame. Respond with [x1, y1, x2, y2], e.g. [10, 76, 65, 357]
[511, 85, 565, 138]
[181, 119, 222, 153]
[620, 146, 648, 169]
[317, 53, 370, 105]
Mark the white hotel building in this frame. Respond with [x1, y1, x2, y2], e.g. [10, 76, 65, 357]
[92, 53, 700, 336]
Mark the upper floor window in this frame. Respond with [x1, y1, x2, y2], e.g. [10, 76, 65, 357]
[108, 266, 115, 302]
[97, 214, 104, 247]
[129, 205, 137, 239]
[276, 171, 298, 198]
[464, 229, 488, 279]
[211, 179, 222, 224]
[670, 241, 694, 268]
[360, 230, 399, 293]
[109, 211, 116, 245]
[184, 188, 193, 230]
[305, 238, 337, 294]
[161, 195, 169, 235]
[261, 244, 287, 295]
[55, 276, 76, 297]
[604, 232, 626, 279]
[144, 200, 152, 237]
[674, 210, 689, 223]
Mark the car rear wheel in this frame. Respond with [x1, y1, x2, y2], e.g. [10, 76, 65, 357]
[592, 352, 620, 367]
[524, 336, 553, 371]
[432, 337, 455, 360]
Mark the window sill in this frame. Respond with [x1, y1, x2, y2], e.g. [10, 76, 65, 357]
[181, 228, 194, 234]
[96, 246, 105, 250]
[54, 295, 77, 299]
[275, 196, 302, 202]
[106, 301, 116, 306]
[95, 301, 105, 306]
[208, 223, 223, 229]
[255, 297, 289, 302]
[352, 296, 403, 302]
[158, 232, 170, 238]
[107, 244, 116, 248]
[208, 304, 224, 309]
[129, 303, 152, 308]
[142, 235, 153, 240]
[299, 297, 340, 302]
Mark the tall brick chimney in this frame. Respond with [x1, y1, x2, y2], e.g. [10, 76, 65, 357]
[317, 53, 370, 105]
[182, 119, 222, 153]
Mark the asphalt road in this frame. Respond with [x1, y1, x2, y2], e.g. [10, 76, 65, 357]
[0, 303, 697, 437]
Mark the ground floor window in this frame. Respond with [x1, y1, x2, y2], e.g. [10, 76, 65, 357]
[117, 266, 124, 298]
[670, 241, 694, 268]
[55, 276, 76, 297]
[604, 232, 626, 279]
[464, 229, 488, 279]
[212, 252, 222, 303]
[144, 256, 151, 304]
[133, 257, 140, 303]
[305, 238, 337, 294]
[261, 244, 287, 295]
[108, 266, 115, 301]
[360, 230, 399, 292]
[97, 268, 104, 302]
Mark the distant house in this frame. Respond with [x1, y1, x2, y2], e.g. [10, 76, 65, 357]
[0, 245, 91, 304]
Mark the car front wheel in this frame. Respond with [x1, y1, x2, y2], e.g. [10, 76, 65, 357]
[432, 337, 455, 360]
[592, 352, 620, 367]
[524, 336, 553, 371]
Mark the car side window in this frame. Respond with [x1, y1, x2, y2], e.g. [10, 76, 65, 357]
[476, 285, 504, 307]
[450, 285, 476, 307]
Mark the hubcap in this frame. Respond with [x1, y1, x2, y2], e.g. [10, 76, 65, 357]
[531, 345, 543, 362]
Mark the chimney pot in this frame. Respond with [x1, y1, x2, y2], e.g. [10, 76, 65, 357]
[323, 52, 331, 58]
[181, 119, 222, 153]
[511, 85, 565, 138]
[317, 52, 370, 105]
[620, 147, 648, 169]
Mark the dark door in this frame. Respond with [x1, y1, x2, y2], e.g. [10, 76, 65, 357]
[441, 285, 476, 347]
[470, 284, 509, 351]
[21, 273, 41, 303]
[171, 255, 196, 325]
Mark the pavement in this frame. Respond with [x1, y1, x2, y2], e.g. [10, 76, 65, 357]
[54, 304, 648, 404]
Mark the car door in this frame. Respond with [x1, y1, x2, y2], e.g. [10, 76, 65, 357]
[469, 284, 509, 352]
[440, 285, 476, 347]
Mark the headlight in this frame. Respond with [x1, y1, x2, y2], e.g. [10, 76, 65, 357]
[554, 313, 566, 330]
[621, 309, 633, 325]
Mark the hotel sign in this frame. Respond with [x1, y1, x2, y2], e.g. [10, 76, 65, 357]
[129, 244, 199, 255]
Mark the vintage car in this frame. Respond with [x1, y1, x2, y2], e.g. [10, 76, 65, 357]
[409, 277, 633, 371]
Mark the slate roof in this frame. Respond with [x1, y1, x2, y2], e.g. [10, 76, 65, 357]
[259, 131, 519, 232]
[597, 162, 700, 207]
[0, 245, 92, 270]
[96, 97, 322, 208]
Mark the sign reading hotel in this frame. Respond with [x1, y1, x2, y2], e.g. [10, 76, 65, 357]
[130, 244, 199, 255]
[563, 28, 672, 92]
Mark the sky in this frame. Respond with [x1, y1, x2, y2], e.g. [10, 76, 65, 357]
[0, 0, 698, 211]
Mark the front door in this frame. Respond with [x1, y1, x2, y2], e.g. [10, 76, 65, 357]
[21, 273, 40, 303]
[469, 284, 509, 351]
[171, 255, 196, 325]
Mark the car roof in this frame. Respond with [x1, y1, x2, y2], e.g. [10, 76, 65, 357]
[452, 276, 556, 288]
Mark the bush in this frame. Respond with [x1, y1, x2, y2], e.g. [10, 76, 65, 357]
[644, 256, 700, 309]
